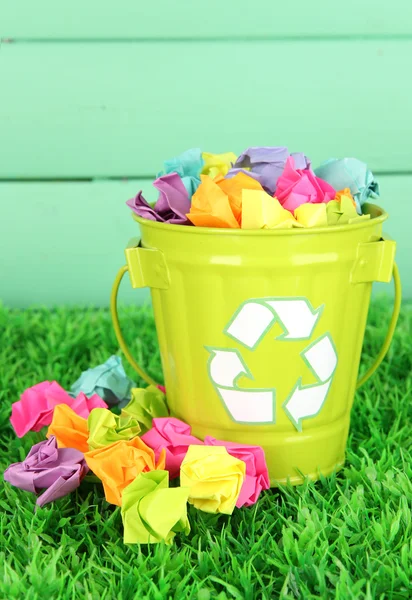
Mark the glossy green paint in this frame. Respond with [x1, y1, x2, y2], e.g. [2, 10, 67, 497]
[123, 206, 396, 484]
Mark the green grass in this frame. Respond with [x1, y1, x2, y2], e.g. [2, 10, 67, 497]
[0, 300, 411, 600]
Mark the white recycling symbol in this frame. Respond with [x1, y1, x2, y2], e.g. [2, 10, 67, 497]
[206, 297, 338, 432]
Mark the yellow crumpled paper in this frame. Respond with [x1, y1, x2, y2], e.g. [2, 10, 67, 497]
[87, 408, 141, 450]
[180, 445, 245, 515]
[294, 203, 328, 228]
[121, 470, 190, 544]
[201, 151, 237, 179]
[47, 404, 89, 453]
[241, 189, 303, 229]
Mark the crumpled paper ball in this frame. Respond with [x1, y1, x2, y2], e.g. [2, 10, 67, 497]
[180, 445, 245, 514]
[47, 404, 89, 453]
[204, 437, 270, 507]
[4, 436, 88, 507]
[10, 381, 107, 438]
[241, 189, 302, 229]
[141, 417, 203, 479]
[226, 146, 310, 195]
[121, 386, 169, 434]
[70, 355, 135, 408]
[187, 172, 263, 228]
[326, 193, 371, 226]
[314, 157, 379, 214]
[127, 173, 191, 225]
[157, 148, 203, 197]
[121, 470, 190, 544]
[87, 408, 141, 450]
[84, 437, 166, 506]
[276, 156, 336, 212]
[201, 151, 237, 179]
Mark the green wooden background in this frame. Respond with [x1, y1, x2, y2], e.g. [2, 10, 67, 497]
[1, 2, 411, 307]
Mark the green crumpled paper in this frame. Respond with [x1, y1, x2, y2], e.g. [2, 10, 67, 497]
[326, 195, 371, 226]
[121, 470, 190, 544]
[87, 408, 141, 450]
[121, 386, 169, 434]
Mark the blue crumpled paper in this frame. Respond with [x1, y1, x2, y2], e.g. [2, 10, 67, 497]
[314, 157, 380, 214]
[157, 148, 204, 198]
[70, 355, 135, 408]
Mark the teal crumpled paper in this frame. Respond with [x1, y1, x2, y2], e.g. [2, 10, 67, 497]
[70, 355, 135, 408]
[157, 148, 204, 198]
[314, 158, 379, 214]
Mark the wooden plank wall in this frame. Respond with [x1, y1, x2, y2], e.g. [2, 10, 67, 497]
[1, 2, 411, 307]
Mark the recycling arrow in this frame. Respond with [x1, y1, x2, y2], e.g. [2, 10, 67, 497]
[208, 348, 249, 388]
[206, 296, 337, 431]
[225, 297, 322, 349]
[283, 334, 338, 431]
[206, 347, 275, 423]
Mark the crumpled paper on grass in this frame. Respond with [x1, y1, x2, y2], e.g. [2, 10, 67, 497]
[121, 386, 169, 434]
[180, 445, 245, 514]
[141, 418, 203, 479]
[4, 436, 88, 507]
[84, 437, 166, 506]
[241, 189, 302, 229]
[70, 355, 135, 408]
[87, 408, 141, 450]
[157, 148, 203, 197]
[187, 172, 263, 228]
[47, 404, 89, 453]
[10, 381, 108, 438]
[226, 146, 310, 195]
[276, 157, 336, 212]
[315, 158, 379, 214]
[326, 194, 371, 226]
[201, 151, 236, 179]
[204, 437, 270, 507]
[121, 470, 190, 544]
[127, 173, 191, 225]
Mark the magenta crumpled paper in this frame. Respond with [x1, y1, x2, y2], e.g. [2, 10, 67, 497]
[275, 156, 336, 212]
[204, 436, 270, 507]
[10, 381, 108, 438]
[141, 417, 203, 479]
[126, 173, 191, 225]
[226, 147, 310, 195]
[3, 436, 89, 507]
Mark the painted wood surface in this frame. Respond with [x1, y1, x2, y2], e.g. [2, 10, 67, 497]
[2, 1, 412, 38]
[0, 176, 408, 308]
[1, 41, 412, 178]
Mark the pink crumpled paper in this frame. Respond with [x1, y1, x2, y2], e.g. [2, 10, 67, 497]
[10, 381, 108, 438]
[141, 417, 203, 479]
[204, 436, 270, 507]
[276, 156, 336, 212]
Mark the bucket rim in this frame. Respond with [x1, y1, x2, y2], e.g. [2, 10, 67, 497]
[131, 202, 388, 236]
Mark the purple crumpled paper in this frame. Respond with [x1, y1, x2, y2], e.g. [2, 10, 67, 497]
[3, 436, 89, 507]
[226, 146, 310, 195]
[126, 172, 191, 225]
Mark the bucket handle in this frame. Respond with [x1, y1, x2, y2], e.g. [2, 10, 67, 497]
[356, 261, 401, 388]
[110, 264, 159, 387]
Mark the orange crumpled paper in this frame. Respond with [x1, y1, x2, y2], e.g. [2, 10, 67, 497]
[187, 173, 264, 228]
[335, 188, 356, 208]
[84, 437, 166, 506]
[47, 404, 89, 453]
